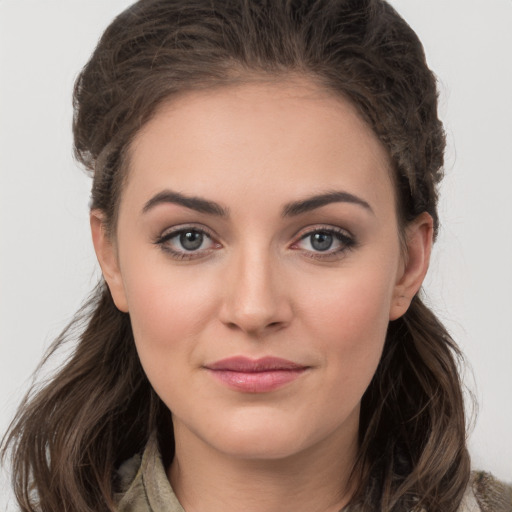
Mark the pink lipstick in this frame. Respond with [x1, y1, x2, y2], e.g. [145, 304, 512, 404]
[204, 356, 308, 393]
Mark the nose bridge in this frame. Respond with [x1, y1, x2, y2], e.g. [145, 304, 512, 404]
[220, 240, 290, 335]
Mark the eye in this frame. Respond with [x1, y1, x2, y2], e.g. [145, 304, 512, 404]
[305, 231, 336, 252]
[155, 226, 220, 260]
[177, 230, 207, 251]
[291, 227, 355, 259]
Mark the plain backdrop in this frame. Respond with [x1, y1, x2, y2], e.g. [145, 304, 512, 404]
[1, 0, 511, 508]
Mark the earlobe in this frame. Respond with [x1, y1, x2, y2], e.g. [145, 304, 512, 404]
[90, 211, 129, 313]
[389, 212, 433, 321]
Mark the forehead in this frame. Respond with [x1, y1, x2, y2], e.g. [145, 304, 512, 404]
[122, 79, 394, 216]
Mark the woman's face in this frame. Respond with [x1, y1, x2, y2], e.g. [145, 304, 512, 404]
[93, 79, 431, 461]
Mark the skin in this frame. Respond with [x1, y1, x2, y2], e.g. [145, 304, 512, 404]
[91, 79, 432, 512]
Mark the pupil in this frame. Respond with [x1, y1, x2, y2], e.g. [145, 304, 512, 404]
[311, 232, 333, 251]
[180, 231, 203, 251]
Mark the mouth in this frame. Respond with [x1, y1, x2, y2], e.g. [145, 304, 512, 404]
[204, 356, 309, 393]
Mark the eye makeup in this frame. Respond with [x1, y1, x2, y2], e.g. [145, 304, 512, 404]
[153, 222, 357, 263]
[154, 224, 221, 261]
[290, 225, 357, 261]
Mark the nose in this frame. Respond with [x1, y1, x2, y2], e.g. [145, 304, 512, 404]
[219, 246, 293, 337]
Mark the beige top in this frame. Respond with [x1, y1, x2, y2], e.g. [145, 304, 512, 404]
[115, 435, 511, 512]
[115, 434, 184, 512]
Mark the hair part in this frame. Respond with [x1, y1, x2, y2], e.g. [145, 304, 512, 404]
[2, 1, 470, 511]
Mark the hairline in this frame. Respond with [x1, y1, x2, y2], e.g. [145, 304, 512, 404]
[101, 72, 410, 253]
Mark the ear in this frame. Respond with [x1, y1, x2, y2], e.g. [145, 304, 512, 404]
[389, 212, 433, 321]
[90, 210, 129, 313]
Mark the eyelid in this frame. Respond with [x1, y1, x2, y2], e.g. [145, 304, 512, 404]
[289, 225, 356, 259]
[154, 223, 222, 260]
[157, 223, 217, 242]
[154, 223, 355, 261]
[290, 224, 354, 244]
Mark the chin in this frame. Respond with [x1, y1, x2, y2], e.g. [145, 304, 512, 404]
[197, 409, 347, 462]
[212, 428, 309, 461]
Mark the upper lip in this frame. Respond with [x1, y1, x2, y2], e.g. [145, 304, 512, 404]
[205, 356, 307, 372]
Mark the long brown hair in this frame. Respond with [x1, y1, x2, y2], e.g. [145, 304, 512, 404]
[2, 1, 470, 510]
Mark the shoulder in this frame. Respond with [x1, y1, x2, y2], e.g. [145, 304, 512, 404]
[467, 471, 512, 512]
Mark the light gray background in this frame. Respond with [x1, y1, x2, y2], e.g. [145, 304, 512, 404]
[1, 0, 511, 508]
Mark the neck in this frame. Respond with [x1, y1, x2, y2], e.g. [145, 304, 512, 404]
[168, 419, 359, 512]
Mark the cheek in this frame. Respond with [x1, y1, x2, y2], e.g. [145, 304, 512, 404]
[120, 259, 220, 380]
[127, 276, 212, 340]
[302, 263, 395, 337]
[297, 264, 396, 387]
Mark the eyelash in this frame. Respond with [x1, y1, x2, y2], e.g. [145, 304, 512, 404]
[154, 225, 356, 261]
[154, 225, 219, 261]
[290, 226, 356, 261]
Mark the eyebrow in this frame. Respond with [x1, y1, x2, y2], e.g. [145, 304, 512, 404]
[282, 191, 374, 217]
[142, 189, 373, 218]
[142, 190, 229, 217]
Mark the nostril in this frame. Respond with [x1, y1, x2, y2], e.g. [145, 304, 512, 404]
[223, 320, 285, 335]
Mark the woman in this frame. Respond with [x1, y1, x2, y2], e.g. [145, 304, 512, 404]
[2, 0, 510, 511]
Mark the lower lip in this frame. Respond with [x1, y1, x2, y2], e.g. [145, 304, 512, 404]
[207, 369, 307, 393]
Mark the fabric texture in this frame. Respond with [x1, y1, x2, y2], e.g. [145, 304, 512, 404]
[115, 434, 184, 512]
[472, 472, 512, 512]
[115, 434, 511, 512]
